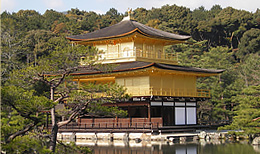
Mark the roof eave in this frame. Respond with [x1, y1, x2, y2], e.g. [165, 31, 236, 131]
[66, 28, 139, 42]
[66, 28, 191, 43]
[69, 63, 225, 77]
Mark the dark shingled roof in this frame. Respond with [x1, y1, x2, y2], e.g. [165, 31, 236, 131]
[66, 19, 191, 41]
[71, 61, 224, 76]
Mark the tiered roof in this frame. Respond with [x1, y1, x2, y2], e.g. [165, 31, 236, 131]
[71, 61, 224, 76]
[66, 19, 191, 42]
[66, 16, 224, 75]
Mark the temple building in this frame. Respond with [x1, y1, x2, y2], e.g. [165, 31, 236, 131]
[65, 13, 224, 131]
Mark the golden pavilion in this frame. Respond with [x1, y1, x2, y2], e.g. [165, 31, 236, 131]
[65, 13, 224, 131]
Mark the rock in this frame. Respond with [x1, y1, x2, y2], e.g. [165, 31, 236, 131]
[168, 137, 174, 142]
[209, 133, 220, 139]
[180, 137, 187, 142]
[252, 137, 260, 145]
[224, 133, 235, 140]
[198, 131, 207, 139]
[219, 133, 225, 139]
[140, 133, 151, 141]
[206, 135, 210, 141]
[193, 136, 199, 141]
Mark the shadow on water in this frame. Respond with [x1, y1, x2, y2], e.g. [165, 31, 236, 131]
[76, 139, 260, 154]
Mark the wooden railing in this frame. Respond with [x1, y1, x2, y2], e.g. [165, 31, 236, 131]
[135, 50, 178, 62]
[95, 49, 178, 64]
[72, 87, 210, 98]
[127, 88, 210, 97]
[58, 117, 163, 131]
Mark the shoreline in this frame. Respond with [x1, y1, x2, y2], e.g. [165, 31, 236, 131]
[57, 129, 249, 144]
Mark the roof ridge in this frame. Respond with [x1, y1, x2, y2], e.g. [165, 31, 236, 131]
[128, 20, 137, 30]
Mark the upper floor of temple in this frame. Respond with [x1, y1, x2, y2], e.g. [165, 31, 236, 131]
[66, 15, 191, 65]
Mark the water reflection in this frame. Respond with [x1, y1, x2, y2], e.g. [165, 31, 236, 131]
[76, 139, 260, 154]
[86, 143, 198, 154]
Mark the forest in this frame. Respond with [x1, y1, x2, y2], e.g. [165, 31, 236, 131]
[1, 4, 260, 153]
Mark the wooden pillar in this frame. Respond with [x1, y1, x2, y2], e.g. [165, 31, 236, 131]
[128, 106, 132, 126]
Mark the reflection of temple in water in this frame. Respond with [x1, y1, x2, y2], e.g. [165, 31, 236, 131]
[74, 139, 259, 154]
[87, 143, 198, 154]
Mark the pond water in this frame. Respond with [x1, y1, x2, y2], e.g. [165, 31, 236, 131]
[76, 139, 260, 154]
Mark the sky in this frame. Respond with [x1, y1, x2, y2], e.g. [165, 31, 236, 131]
[1, 0, 259, 15]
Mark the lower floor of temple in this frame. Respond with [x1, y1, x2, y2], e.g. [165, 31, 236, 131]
[79, 96, 205, 127]
[45, 96, 222, 134]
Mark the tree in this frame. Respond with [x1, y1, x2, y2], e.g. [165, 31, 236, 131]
[1, 86, 53, 153]
[196, 47, 237, 121]
[192, 6, 207, 21]
[236, 28, 260, 61]
[146, 19, 161, 29]
[22, 30, 56, 65]
[157, 4, 194, 34]
[208, 5, 222, 18]
[238, 54, 260, 87]
[193, 7, 254, 48]
[14, 10, 44, 31]
[133, 7, 148, 24]
[81, 11, 100, 32]
[42, 9, 69, 31]
[1, 44, 128, 153]
[1, 17, 24, 81]
[220, 85, 260, 135]
[176, 45, 239, 122]
[105, 8, 122, 21]
[253, 9, 260, 28]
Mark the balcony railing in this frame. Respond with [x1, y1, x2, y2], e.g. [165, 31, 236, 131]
[136, 50, 178, 61]
[127, 87, 210, 98]
[57, 117, 163, 131]
[96, 49, 178, 64]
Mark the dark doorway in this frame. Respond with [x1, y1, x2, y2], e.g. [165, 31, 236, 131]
[163, 107, 174, 126]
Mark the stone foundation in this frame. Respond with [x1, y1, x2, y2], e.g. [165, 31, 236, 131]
[57, 130, 251, 144]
